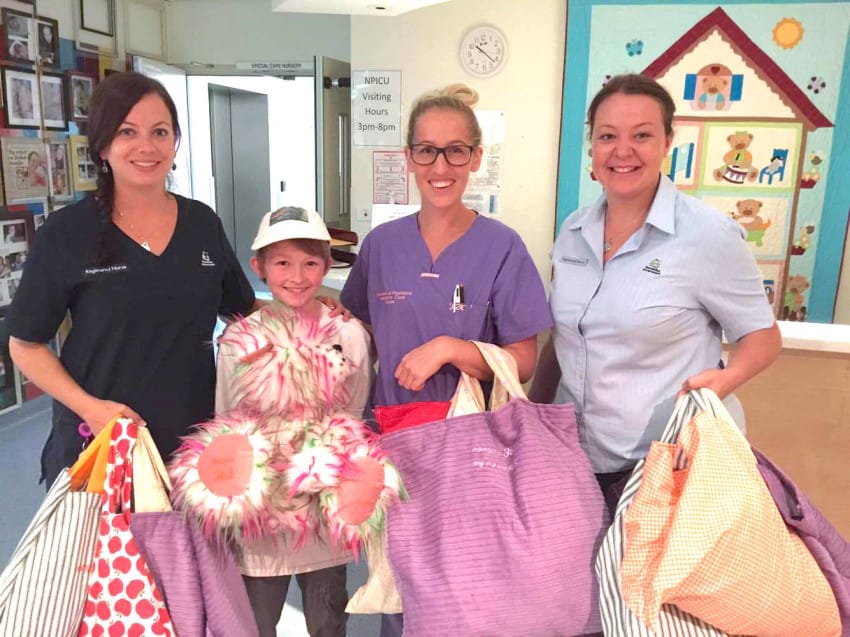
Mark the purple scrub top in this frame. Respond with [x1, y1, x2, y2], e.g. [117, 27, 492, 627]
[341, 213, 552, 406]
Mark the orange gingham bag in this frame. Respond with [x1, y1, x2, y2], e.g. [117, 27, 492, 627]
[620, 389, 840, 636]
[78, 419, 175, 637]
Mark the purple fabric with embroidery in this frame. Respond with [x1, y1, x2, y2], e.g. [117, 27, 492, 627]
[755, 448, 850, 635]
[381, 399, 608, 636]
[131, 512, 259, 637]
[340, 213, 552, 406]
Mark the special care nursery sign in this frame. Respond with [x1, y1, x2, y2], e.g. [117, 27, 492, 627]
[352, 70, 401, 147]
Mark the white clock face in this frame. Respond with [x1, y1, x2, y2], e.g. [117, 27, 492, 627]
[460, 26, 508, 78]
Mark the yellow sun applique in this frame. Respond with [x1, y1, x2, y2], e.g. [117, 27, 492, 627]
[773, 18, 804, 49]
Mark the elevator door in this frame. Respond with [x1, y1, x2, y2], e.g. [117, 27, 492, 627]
[209, 85, 271, 291]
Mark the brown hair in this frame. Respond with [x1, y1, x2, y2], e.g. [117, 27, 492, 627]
[586, 74, 676, 138]
[88, 71, 181, 264]
[406, 83, 482, 147]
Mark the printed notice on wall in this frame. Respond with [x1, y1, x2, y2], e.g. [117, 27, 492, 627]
[373, 150, 408, 204]
[465, 110, 505, 213]
[352, 70, 401, 147]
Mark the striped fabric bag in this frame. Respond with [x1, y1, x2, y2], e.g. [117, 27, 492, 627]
[0, 470, 102, 637]
[595, 392, 730, 636]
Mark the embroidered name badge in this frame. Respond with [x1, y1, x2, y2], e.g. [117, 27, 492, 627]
[84, 264, 128, 276]
[376, 290, 412, 305]
[558, 256, 589, 266]
[642, 258, 662, 275]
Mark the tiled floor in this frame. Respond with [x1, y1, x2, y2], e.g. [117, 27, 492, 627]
[0, 396, 380, 637]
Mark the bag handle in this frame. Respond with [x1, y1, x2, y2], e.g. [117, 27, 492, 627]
[69, 417, 120, 493]
[447, 341, 527, 417]
[689, 388, 749, 445]
[101, 418, 137, 514]
[132, 426, 173, 513]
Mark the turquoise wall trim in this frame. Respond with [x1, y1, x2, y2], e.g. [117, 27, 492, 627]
[809, 22, 850, 321]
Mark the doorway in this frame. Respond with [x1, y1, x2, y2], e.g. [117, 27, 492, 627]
[187, 75, 316, 290]
[209, 84, 270, 290]
[315, 56, 351, 231]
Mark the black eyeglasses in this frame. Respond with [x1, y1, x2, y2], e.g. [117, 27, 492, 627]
[409, 144, 476, 166]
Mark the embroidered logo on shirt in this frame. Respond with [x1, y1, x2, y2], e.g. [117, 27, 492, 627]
[642, 258, 662, 275]
[201, 251, 215, 267]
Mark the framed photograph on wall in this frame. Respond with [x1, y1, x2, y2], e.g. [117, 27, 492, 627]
[1, 67, 40, 129]
[36, 16, 59, 66]
[69, 135, 97, 191]
[67, 70, 95, 122]
[0, 209, 35, 317]
[1, 138, 49, 203]
[40, 72, 67, 130]
[46, 140, 73, 201]
[80, 0, 115, 37]
[2, 8, 33, 64]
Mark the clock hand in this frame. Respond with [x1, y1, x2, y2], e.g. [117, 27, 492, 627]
[475, 44, 496, 63]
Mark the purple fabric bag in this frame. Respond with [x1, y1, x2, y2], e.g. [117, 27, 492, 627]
[755, 449, 850, 636]
[131, 512, 259, 637]
[382, 398, 609, 637]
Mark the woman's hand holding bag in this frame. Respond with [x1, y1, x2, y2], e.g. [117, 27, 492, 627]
[376, 341, 607, 637]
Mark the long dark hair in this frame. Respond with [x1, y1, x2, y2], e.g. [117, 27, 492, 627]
[88, 71, 181, 265]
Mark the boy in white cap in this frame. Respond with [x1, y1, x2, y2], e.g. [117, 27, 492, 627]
[215, 206, 371, 637]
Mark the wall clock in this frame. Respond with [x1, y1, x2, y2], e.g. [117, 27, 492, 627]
[459, 25, 508, 78]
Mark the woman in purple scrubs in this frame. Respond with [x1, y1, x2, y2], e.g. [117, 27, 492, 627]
[340, 84, 552, 636]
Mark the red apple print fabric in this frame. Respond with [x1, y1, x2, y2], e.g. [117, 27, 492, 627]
[78, 419, 174, 637]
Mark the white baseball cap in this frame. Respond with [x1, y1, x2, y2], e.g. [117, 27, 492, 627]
[251, 206, 331, 251]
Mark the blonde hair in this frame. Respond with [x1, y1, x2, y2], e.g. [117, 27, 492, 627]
[406, 83, 482, 147]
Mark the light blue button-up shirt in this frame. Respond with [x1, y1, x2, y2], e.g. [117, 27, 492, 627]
[550, 176, 775, 473]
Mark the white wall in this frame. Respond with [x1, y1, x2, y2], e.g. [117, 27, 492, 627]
[5, 0, 164, 61]
[186, 75, 315, 212]
[350, 0, 566, 284]
[165, 0, 350, 65]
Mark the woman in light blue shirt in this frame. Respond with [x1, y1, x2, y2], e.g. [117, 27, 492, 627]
[531, 74, 781, 512]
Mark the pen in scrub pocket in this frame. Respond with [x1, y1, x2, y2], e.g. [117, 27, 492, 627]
[453, 284, 464, 305]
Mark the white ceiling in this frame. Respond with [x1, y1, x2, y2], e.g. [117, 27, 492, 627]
[270, 0, 452, 17]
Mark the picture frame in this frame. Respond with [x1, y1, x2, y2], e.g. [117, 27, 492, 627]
[2, 8, 33, 64]
[1, 137, 49, 203]
[0, 209, 36, 318]
[69, 135, 97, 191]
[46, 140, 73, 201]
[39, 71, 67, 130]
[1, 67, 41, 129]
[66, 70, 95, 122]
[80, 0, 115, 37]
[1, 10, 59, 66]
[35, 16, 59, 67]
